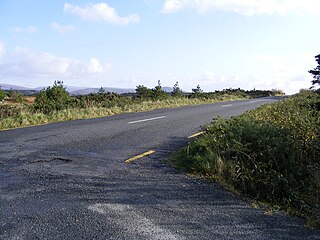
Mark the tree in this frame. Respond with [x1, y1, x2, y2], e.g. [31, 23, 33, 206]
[309, 54, 320, 88]
[152, 80, 169, 99]
[192, 84, 203, 94]
[171, 82, 183, 97]
[34, 81, 71, 113]
[7, 88, 14, 98]
[135, 85, 153, 98]
[98, 86, 106, 95]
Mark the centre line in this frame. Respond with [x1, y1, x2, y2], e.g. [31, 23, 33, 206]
[125, 150, 156, 163]
[221, 104, 233, 108]
[128, 116, 166, 124]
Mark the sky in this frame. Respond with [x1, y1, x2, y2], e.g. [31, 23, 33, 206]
[0, 0, 319, 94]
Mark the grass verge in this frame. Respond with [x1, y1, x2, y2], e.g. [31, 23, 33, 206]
[172, 90, 320, 229]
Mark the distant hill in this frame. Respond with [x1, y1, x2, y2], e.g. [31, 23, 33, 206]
[0, 83, 174, 95]
[0, 83, 31, 90]
[69, 87, 136, 95]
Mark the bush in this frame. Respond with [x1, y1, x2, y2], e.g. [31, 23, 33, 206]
[74, 92, 137, 109]
[136, 85, 153, 99]
[0, 88, 5, 101]
[176, 91, 320, 227]
[12, 92, 24, 103]
[171, 82, 183, 97]
[33, 81, 71, 114]
[0, 105, 22, 120]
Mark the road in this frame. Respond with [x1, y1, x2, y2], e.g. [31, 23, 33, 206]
[0, 97, 319, 239]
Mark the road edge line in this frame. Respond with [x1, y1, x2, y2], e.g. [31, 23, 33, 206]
[125, 150, 156, 163]
[188, 131, 204, 139]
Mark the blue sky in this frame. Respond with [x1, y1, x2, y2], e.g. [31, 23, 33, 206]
[0, 0, 319, 94]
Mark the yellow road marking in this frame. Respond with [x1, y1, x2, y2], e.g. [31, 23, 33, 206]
[188, 131, 204, 139]
[125, 150, 156, 163]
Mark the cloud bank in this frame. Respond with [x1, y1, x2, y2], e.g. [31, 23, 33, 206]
[0, 46, 112, 80]
[162, 0, 320, 16]
[64, 2, 140, 25]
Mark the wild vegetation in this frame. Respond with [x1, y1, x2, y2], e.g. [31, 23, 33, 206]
[0, 80, 282, 130]
[173, 90, 320, 228]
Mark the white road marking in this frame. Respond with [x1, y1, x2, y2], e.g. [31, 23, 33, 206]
[221, 104, 233, 108]
[88, 203, 183, 240]
[128, 116, 166, 124]
[250, 99, 269, 103]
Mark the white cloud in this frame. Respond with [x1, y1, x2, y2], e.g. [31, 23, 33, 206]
[51, 22, 75, 33]
[162, 0, 320, 16]
[251, 53, 314, 94]
[0, 47, 111, 79]
[87, 58, 104, 74]
[168, 53, 314, 95]
[11, 26, 38, 33]
[64, 2, 140, 25]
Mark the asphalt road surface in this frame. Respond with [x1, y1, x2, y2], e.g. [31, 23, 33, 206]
[0, 97, 319, 239]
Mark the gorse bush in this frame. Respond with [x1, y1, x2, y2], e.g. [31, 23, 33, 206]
[176, 91, 320, 227]
[135, 81, 170, 100]
[33, 81, 71, 114]
[74, 92, 137, 109]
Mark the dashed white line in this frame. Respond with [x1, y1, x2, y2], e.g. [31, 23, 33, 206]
[250, 99, 266, 103]
[221, 104, 233, 108]
[128, 116, 166, 124]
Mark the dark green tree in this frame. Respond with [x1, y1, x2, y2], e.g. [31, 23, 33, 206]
[171, 81, 183, 97]
[7, 88, 14, 98]
[309, 54, 320, 88]
[135, 85, 153, 98]
[98, 86, 106, 95]
[152, 80, 169, 99]
[192, 84, 203, 94]
[34, 81, 71, 113]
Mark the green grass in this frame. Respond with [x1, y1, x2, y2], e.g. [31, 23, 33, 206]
[0, 95, 246, 131]
[173, 91, 320, 229]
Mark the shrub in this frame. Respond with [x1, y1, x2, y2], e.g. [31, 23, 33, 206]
[0, 105, 22, 120]
[136, 85, 153, 99]
[152, 80, 169, 100]
[0, 88, 5, 101]
[33, 81, 71, 113]
[176, 91, 320, 226]
[12, 92, 24, 103]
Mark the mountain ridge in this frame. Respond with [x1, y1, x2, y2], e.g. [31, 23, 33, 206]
[0, 83, 173, 95]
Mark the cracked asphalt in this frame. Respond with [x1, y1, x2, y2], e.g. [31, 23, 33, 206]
[0, 97, 319, 239]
